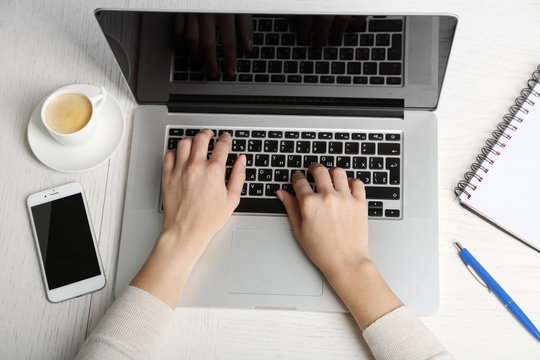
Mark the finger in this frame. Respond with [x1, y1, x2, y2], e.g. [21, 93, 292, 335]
[276, 189, 302, 231]
[349, 178, 366, 200]
[292, 170, 313, 198]
[237, 14, 254, 51]
[175, 137, 193, 169]
[217, 14, 237, 76]
[329, 167, 349, 193]
[199, 14, 219, 78]
[186, 14, 200, 57]
[329, 15, 351, 44]
[308, 163, 334, 193]
[313, 16, 334, 47]
[189, 129, 214, 162]
[227, 154, 247, 205]
[296, 15, 314, 45]
[210, 132, 232, 165]
[162, 150, 176, 185]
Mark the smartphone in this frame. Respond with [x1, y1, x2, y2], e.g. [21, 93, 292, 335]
[27, 182, 106, 302]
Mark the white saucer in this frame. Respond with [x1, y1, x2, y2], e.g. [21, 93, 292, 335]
[27, 84, 125, 173]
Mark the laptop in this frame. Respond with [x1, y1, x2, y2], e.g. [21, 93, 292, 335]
[95, 10, 457, 315]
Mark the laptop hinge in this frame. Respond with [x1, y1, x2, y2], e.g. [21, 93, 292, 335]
[167, 94, 404, 118]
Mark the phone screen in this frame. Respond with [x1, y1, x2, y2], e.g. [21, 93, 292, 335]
[30, 193, 101, 290]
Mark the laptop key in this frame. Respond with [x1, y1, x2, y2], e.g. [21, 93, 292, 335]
[363, 63, 377, 75]
[253, 61, 267, 73]
[261, 47, 275, 59]
[353, 156, 367, 169]
[353, 76, 368, 84]
[323, 48, 338, 60]
[276, 47, 291, 59]
[287, 75, 302, 83]
[300, 61, 314, 73]
[386, 133, 401, 141]
[285, 131, 300, 139]
[271, 155, 286, 167]
[360, 34, 374, 46]
[284, 61, 298, 73]
[373, 171, 388, 184]
[287, 155, 302, 167]
[244, 154, 253, 166]
[356, 171, 371, 184]
[235, 130, 250, 137]
[331, 62, 346, 74]
[246, 168, 256, 181]
[255, 154, 269, 167]
[345, 142, 359, 154]
[304, 75, 318, 83]
[385, 209, 400, 217]
[370, 157, 384, 170]
[316, 62, 330, 74]
[339, 48, 354, 60]
[268, 131, 283, 138]
[186, 129, 200, 136]
[376, 34, 390, 46]
[265, 184, 280, 196]
[280, 140, 294, 152]
[271, 75, 286, 82]
[239, 74, 253, 82]
[370, 77, 385, 85]
[248, 140, 262, 152]
[292, 48, 307, 59]
[258, 169, 273, 181]
[312, 141, 327, 153]
[308, 48, 323, 60]
[352, 133, 367, 140]
[346, 170, 355, 179]
[387, 77, 402, 85]
[328, 142, 343, 154]
[232, 139, 246, 152]
[337, 156, 351, 168]
[252, 130, 266, 138]
[320, 155, 334, 168]
[378, 143, 401, 155]
[235, 198, 286, 213]
[321, 76, 335, 83]
[219, 129, 233, 136]
[364, 186, 400, 200]
[369, 133, 384, 141]
[355, 48, 369, 60]
[281, 183, 295, 196]
[249, 183, 264, 196]
[264, 140, 279, 152]
[303, 155, 318, 168]
[255, 74, 270, 82]
[274, 169, 289, 182]
[386, 157, 400, 185]
[296, 141, 311, 153]
[301, 132, 316, 139]
[361, 143, 376, 154]
[169, 128, 183, 136]
[268, 61, 282, 73]
[318, 132, 332, 139]
[380, 62, 401, 75]
[347, 62, 362, 74]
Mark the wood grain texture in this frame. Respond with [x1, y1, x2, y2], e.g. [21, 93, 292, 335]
[1, 0, 540, 358]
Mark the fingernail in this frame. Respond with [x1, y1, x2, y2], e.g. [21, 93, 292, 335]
[276, 190, 283, 201]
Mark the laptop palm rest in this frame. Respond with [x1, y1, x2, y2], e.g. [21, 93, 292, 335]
[229, 229, 323, 296]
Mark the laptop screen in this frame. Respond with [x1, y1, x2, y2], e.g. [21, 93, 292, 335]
[95, 10, 457, 110]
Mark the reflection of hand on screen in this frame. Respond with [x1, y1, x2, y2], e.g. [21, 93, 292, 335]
[175, 14, 253, 78]
[292, 15, 366, 46]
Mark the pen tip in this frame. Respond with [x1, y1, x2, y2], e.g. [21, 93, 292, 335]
[453, 242, 463, 251]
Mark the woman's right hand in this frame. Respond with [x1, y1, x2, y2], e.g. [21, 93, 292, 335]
[276, 164, 371, 281]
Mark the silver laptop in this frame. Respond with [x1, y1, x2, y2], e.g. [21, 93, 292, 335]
[95, 10, 457, 315]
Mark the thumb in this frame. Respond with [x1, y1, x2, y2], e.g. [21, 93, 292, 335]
[276, 189, 302, 231]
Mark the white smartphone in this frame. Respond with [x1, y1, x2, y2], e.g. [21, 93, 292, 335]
[27, 182, 106, 302]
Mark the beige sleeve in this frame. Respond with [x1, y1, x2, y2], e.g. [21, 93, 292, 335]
[362, 306, 454, 360]
[75, 286, 173, 360]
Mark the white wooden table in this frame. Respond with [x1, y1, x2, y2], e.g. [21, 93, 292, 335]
[1, 0, 539, 358]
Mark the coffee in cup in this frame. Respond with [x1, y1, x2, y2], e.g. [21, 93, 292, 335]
[45, 93, 93, 134]
[41, 87, 106, 146]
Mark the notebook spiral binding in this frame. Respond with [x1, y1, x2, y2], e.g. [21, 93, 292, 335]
[454, 65, 540, 199]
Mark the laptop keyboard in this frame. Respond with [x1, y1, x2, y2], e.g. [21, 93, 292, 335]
[163, 126, 403, 219]
[172, 15, 404, 86]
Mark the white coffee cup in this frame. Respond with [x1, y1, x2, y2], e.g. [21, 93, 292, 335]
[41, 87, 106, 146]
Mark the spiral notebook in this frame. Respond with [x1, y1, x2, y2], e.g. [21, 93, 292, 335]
[455, 66, 540, 252]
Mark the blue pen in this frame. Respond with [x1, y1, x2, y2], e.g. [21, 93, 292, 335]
[454, 242, 540, 342]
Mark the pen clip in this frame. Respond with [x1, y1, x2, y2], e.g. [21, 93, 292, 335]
[453, 242, 491, 293]
[465, 264, 491, 293]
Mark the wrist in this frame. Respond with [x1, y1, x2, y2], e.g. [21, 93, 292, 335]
[155, 230, 205, 270]
[324, 258, 379, 297]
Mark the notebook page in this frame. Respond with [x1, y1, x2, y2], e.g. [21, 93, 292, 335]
[459, 83, 540, 248]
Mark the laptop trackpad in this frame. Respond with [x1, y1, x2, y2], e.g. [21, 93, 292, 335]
[229, 229, 323, 296]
